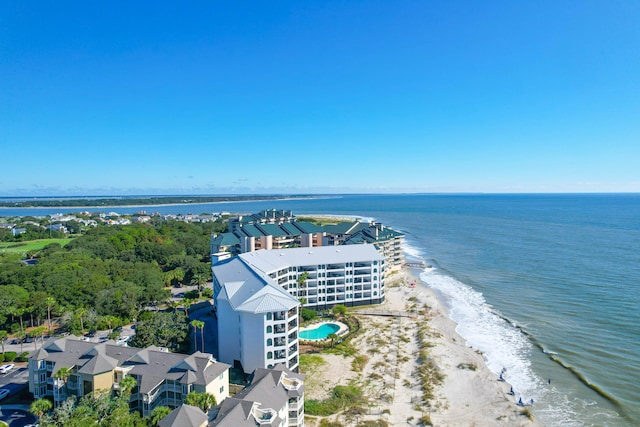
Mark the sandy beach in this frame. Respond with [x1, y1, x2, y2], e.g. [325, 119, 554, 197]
[302, 268, 543, 427]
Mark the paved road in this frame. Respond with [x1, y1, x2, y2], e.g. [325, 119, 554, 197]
[0, 405, 36, 427]
[0, 366, 29, 400]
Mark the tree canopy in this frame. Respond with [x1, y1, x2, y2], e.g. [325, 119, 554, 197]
[0, 218, 224, 335]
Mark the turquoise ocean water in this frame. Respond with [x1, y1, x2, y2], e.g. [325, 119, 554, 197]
[2, 194, 638, 426]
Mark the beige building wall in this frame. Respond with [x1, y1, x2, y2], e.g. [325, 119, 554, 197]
[87, 371, 115, 393]
[204, 369, 230, 405]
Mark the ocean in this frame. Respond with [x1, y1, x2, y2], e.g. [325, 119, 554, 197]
[2, 194, 638, 426]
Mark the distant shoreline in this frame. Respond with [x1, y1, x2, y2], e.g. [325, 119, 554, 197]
[0, 195, 321, 210]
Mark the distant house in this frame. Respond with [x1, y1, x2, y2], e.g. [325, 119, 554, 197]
[28, 337, 230, 417]
[12, 227, 27, 236]
[46, 223, 68, 233]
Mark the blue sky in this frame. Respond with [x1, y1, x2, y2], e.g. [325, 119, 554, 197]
[2, 1, 639, 195]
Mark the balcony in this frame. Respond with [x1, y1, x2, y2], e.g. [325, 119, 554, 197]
[288, 331, 297, 341]
[274, 338, 286, 347]
[288, 318, 297, 329]
[274, 324, 286, 334]
[288, 356, 298, 370]
[252, 407, 276, 425]
[275, 350, 286, 360]
[274, 311, 287, 321]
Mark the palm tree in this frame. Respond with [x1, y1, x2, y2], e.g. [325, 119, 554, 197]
[32, 326, 47, 348]
[119, 375, 137, 399]
[190, 320, 205, 352]
[30, 398, 52, 422]
[14, 330, 25, 353]
[102, 315, 118, 333]
[189, 320, 198, 351]
[0, 330, 7, 354]
[164, 267, 185, 288]
[76, 307, 88, 333]
[327, 333, 338, 348]
[184, 391, 216, 412]
[297, 272, 309, 304]
[182, 298, 196, 318]
[198, 321, 205, 353]
[190, 320, 204, 352]
[149, 406, 171, 426]
[190, 273, 207, 298]
[45, 296, 56, 334]
[54, 366, 72, 405]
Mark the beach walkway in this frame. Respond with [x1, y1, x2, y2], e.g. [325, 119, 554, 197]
[351, 309, 414, 318]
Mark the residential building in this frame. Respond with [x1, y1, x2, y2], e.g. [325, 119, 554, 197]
[233, 244, 385, 309]
[28, 337, 230, 417]
[211, 365, 304, 427]
[159, 364, 305, 427]
[211, 210, 404, 271]
[159, 404, 208, 427]
[212, 258, 300, 375]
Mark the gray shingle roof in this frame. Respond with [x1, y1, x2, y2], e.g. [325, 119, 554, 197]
[30, 337, 230, 395]
[159, 404, 207, 427]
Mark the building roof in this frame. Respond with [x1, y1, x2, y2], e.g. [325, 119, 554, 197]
[30, 337, 230, 395]
[293, 221, 323, 234]
[256, 223, 288, 237]
[210, 365, 303, 427]
[323, 221, 361, 235]
[239, 244, 383, 273]
[211, 233, 240, 246]
[213, 258, 299, 313]
[237, 224, 265, 238]
[159, 404, 207, 427]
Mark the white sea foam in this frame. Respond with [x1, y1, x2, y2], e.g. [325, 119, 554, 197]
[419, 268, 540, 396]
[403, 240, 425, 260]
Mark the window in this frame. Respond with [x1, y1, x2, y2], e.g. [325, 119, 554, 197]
[267, 338, 273, 346]
[266, 312, 272, 321]
[267, 352, 273, 359]
[266, 326, 272, 333]
[220, 385, 224, 393]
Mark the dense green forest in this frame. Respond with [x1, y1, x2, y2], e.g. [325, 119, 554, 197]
[0, 218, 226, 341]
[0, 194, 314, 207]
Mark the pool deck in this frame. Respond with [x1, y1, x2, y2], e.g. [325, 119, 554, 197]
[299, 320, 349, 339]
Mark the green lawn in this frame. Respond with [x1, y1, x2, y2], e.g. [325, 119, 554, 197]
[0, 238, 73, 254]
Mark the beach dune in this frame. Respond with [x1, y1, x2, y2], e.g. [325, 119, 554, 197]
[302, 268, 542, 427]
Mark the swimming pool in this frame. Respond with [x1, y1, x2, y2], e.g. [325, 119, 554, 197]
[299, 323, 341, 340]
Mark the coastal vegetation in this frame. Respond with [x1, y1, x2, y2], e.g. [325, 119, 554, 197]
[0, 218, 226, 349]
[0, 194, 314, 208]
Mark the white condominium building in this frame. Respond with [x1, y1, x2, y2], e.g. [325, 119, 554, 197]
[238, 244, 385, 309]
[213, 257, 300, 375]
